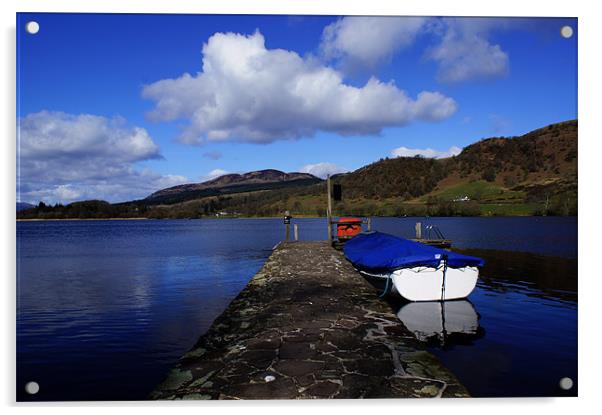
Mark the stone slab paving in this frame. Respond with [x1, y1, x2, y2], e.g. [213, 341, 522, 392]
[150, 241, 469, 400]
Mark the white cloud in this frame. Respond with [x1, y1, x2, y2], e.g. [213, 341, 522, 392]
[391, 145, 462, 159]
[153, 173, 190, 189]
[17, 111, 188, 204]
[202, 168, 230, 182]
[300, 162, 348, 179]
[142, 31, 457, 145]
[19, 111, 161, 162]
[54, 185, 82, 201]
[426, 18, 509, 83]
[320, 16, 427, 68]
[319, 16, 510, 83]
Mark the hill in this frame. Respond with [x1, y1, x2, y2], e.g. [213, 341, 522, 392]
[327, 119, 577, 215]
[144, 169, 321, 205]
[17, 120, 577, 219]
[17, 202, 35, 211]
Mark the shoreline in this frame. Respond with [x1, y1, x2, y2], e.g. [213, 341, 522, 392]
[16, 217, 151, 221]
[16, 214, 577, 222]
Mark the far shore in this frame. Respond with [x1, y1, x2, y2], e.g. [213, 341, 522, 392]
[16, 216, 310, 221]
[16, 214, 577, 222]
[16, 217, 151, 222]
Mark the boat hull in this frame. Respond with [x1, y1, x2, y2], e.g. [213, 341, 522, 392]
[391, 266, 479, 301]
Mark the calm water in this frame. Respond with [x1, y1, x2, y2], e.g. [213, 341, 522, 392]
[16, 217, 577, 400]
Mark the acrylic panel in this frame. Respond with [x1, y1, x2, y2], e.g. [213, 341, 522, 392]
[16, 13, 577, 401]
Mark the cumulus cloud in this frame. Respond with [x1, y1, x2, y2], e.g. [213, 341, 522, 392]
[202, 168, 231, 182]
[426, 18, 509, 83]
[142, 31, 457, 145]
[390, 145, 462, 159]
[320, 16, 427, 68]
[300, 162, 348, 179]
[17, 111, 188, 204]
[319, 16, 509, 83]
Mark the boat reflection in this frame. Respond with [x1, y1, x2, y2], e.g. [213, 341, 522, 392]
[396, 300, 484, 347]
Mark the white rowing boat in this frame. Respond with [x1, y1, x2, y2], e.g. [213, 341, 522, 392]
[360, 265, 479, 301]
[345, 231, 484, 302]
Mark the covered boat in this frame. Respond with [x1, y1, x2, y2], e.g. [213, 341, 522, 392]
[344, 231, 485, 301]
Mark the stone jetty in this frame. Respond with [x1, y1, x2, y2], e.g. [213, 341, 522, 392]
[150, 241, 469, 400]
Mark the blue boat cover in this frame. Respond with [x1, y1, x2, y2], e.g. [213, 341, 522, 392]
[344, 231, 485, 272]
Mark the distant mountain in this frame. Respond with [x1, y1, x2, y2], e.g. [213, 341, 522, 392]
[145, 169, 321, 205]
[17, 202, 35, 212]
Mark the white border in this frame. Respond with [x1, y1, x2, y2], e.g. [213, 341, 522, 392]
[2, 1, 600, 414]
[3, 0, 584, 17]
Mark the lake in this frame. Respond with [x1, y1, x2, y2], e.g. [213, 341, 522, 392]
[16, 216, 577, 400]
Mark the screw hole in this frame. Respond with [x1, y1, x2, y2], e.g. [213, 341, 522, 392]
[559, 377, 573, 390]
[560, 25, 573, 39]
[25, 381, 39, 395]
[25, 21, 40, 35]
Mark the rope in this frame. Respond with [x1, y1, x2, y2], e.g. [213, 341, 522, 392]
[440, 254, 448, 301]
[379, 274, 392, 298]
[357, 269, 392, 298]
[359, 270, 386, 278]
[440, 300, 447, 347]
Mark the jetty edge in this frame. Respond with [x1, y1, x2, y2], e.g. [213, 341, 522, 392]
[150, 241, 469, 400]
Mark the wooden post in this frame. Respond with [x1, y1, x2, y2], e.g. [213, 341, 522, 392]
[294, 224, 298, 241]
[326, 175, 332, 242]
[285, 210, 290, 241]
[367, 217, 372, 231]
[415, 222, 422, 239]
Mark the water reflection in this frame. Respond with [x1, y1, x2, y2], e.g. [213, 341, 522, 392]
[396, 300, 484, 347]
[387, 247, 578, 397]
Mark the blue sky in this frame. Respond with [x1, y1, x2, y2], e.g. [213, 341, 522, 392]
[16, 13, 577, 204]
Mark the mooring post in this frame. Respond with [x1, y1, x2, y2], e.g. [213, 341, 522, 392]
[367, 217, 372, 231]
[284, 210, 291, 241]
[415, 222, 422, 239]
[326, 175, 332, 243]
[294, 224, 298, 241]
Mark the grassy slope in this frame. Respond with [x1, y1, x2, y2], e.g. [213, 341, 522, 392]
[420, 180, 526, 203]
